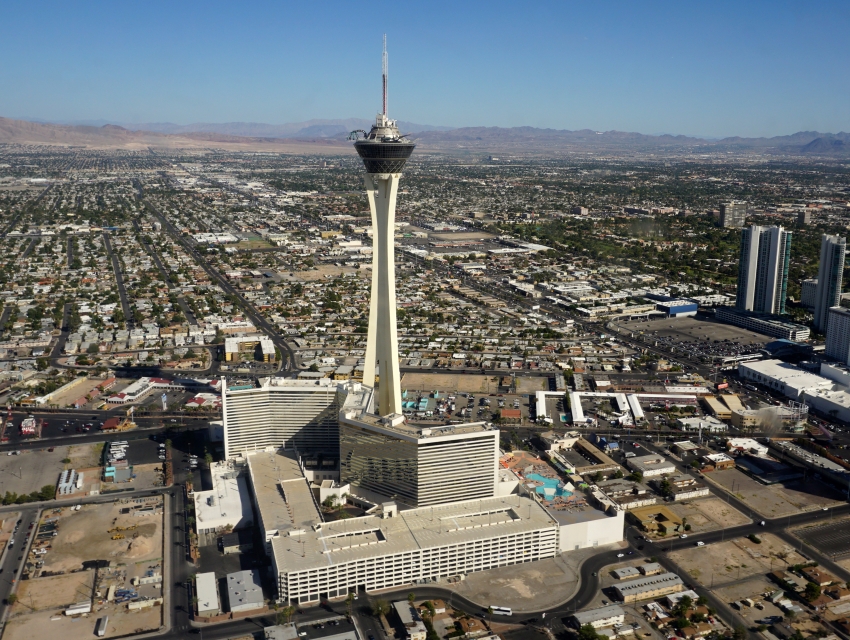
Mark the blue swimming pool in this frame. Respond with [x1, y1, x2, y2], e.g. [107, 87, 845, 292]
[526, 473, 572, 499]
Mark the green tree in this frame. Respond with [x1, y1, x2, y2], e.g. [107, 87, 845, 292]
[804, 581, 822, 601]
[578, 624, 604, 640]
[372, 599, 390, 618]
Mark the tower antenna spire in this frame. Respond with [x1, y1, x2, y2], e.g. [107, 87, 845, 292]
[382, 34, 388, 116]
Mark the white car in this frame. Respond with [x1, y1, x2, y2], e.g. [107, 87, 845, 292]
[617, 553, 625, 558]
[680, 534, 688, 539]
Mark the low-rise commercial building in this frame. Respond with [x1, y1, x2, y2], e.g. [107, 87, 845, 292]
[613, 573, 685, 603]
[196, 572, 220, 617]
[627, 455, 675, 478]
[393, 601, 427, 640]
[738, 360, 832, 399]
[227, 569, 265, 613]
[715, 308, 810, 341]
[572, 604, 626, 629]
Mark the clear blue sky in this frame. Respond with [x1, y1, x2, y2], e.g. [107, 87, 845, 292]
[2, 0, 848, 137]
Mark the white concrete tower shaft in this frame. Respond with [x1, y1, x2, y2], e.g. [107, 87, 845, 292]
[362, 172, 403, 415]
[352, 36, 415, 417]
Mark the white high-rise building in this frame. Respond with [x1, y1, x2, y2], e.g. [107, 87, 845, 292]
[222, 377, 341, 459]
[826, 307, 850, 365]
[736, 225, 792, 315]
[814, 235, 846, 333]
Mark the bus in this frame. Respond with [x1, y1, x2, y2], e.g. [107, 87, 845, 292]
[490, 606, 512, 616]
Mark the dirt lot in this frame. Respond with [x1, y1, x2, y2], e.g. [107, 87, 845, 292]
[714, 576, 786, 623]
[293, 264, 362, 282]
[15, 570, 96, 610]
[515, 377, 549, 394]
[37, 499, 163, 574]
[667, 498, 751, 533]
[0, 512, 20, 547]
[703, 468, 844, 517]
[401, 373, 503, 394]
[669, 533, 807, 586]
[4, 498, 164, 640]
[48, 378, 105, 408]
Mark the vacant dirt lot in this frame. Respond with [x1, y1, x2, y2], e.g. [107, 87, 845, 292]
[401, 373, 501, 394]
[5, 592, 161, 640]
[48, 377, 104, 408]
[669, 533, 806, 586]
[15, 570, 95, 610]
[5, 499, 164, 640]
[515, 377, 549, 394]
[704, 468, 843, 517]
[668, 498, 750, 533]
[293, 264, 362, 282]
[39, 499, 162, 574]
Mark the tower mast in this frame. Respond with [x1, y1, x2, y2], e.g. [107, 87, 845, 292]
[382, 34, 388, 116]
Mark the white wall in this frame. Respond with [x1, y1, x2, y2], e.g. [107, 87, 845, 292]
[559, 510, 624, 552]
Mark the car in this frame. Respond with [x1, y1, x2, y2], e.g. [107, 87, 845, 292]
[617, 553, 624, 558]
[823, 507, 829, 511]
[696, 541, 705, 547]
[592, 572, 597, 577]
[679, 534, 688, 539]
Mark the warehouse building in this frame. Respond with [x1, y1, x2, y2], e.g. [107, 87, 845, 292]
[738, 359, 833, 399]
[613, 572, 685, 603]
[655, 300, 698, 318]
[227, 569, 265, 613]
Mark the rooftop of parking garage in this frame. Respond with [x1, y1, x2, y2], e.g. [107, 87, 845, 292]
[247, 448, 560, 576]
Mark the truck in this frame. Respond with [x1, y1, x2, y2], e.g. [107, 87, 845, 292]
[95, 615, 109, 637]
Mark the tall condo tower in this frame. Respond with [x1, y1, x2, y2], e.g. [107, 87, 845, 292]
[736, 225, 792, 315]
[351, 36, 415, 417]
[814, 234, 846, 333]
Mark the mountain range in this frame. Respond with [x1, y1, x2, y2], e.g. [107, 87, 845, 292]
[1, 116, 849, 156]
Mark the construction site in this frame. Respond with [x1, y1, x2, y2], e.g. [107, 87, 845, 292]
[4, 498, 165, 640]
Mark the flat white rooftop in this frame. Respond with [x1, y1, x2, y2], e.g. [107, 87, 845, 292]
[196, 571, 220, 615]
[194, 460, 254, 533]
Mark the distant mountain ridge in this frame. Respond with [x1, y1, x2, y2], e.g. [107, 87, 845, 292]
[22, 118, 453, 138]
[2, 115, 849, 155]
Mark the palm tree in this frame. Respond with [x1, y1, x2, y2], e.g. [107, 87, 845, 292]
[408, 592, 416, 606]
[487, 606, 493, 629]
[346, 592, 355, 618]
